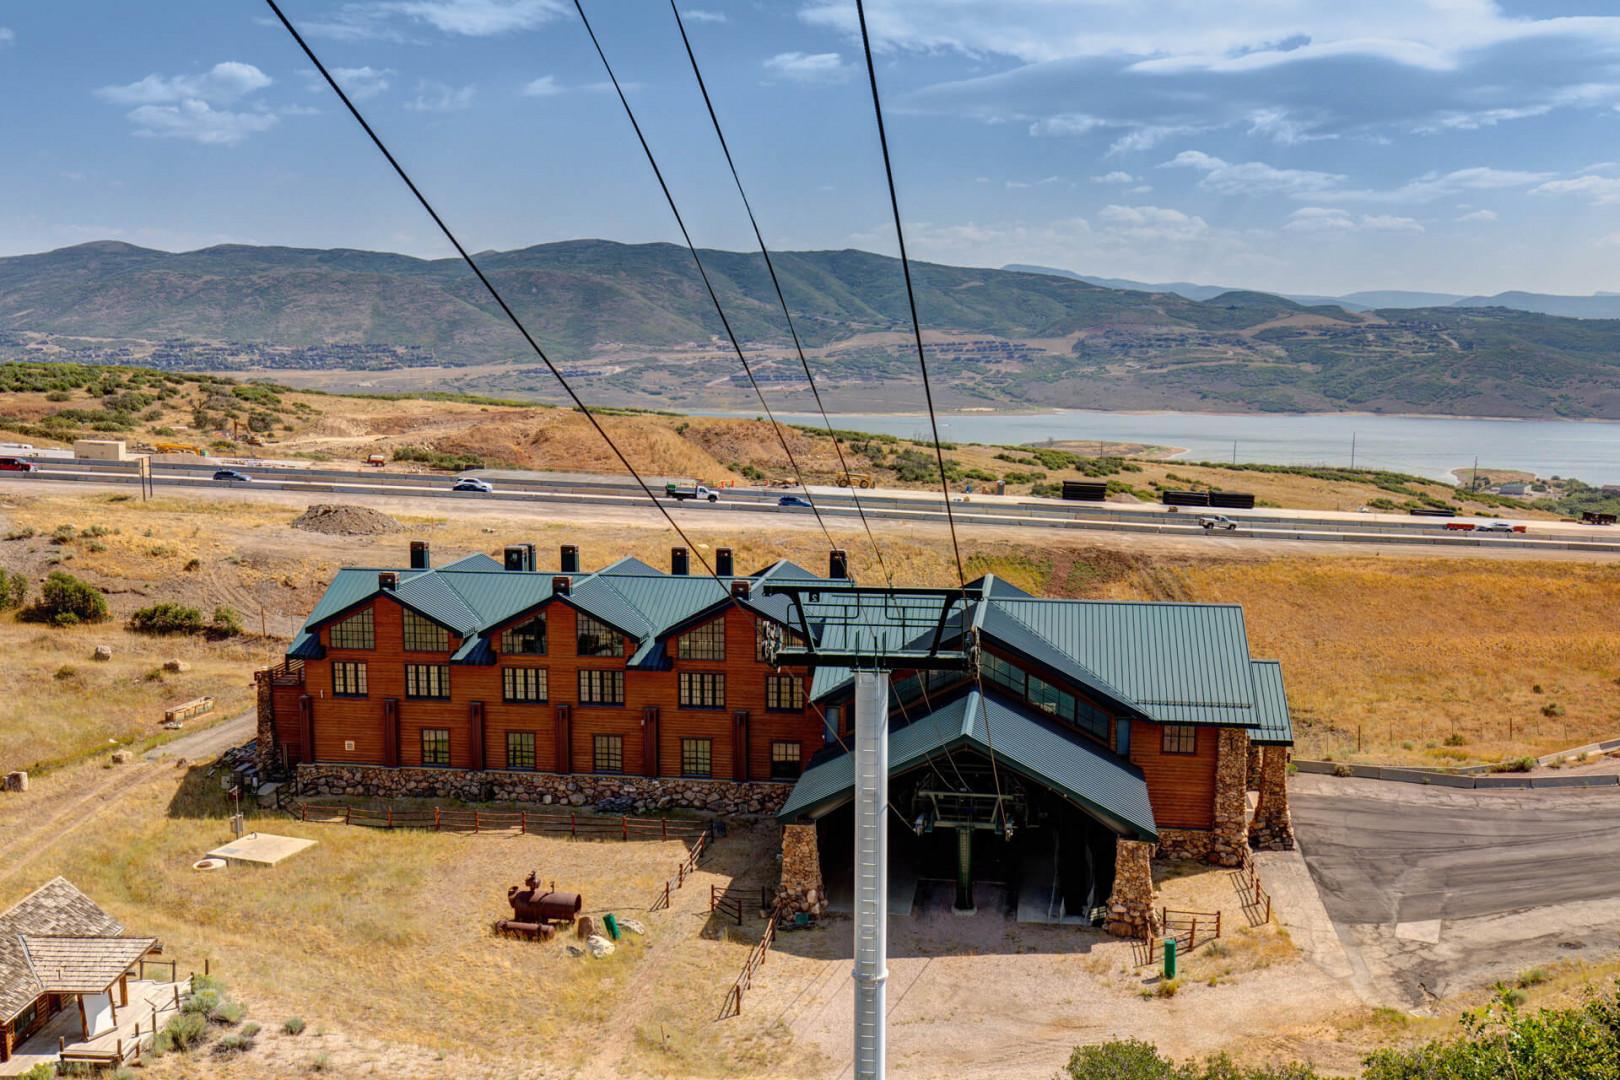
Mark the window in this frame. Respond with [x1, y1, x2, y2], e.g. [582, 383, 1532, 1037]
[1116, 718, 1131, 757]
[679, 672, 726, 709]
[578, 669, 624, 705]
[501, 615, 547, 656]
[679, 620, 725, 661]
[770, 740, 801, 780]
[765, 674, 804, 712]
[506, 731, 536, 770]
[421, 728, 450, 766]
[593, 733, 624, 773]
[332, 661, 368, 697]
[1162, 724, 1197, 755]
[680, 737, 713, 777]
[405, 663, 450, 699]
[330, 609, 374, 649]
[403, 610, 449, 652]
[576, 612, 625, 657]
[502, 667, 548, 703]
[981, 653, 1026, 696]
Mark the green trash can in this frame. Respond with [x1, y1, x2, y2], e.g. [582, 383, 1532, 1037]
[1162, 936, 1177, 981]
[603, 913, 621, 941]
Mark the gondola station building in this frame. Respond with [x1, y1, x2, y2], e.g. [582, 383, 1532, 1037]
[257, 543, 1294, 937]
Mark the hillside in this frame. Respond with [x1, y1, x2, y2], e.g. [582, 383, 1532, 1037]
[8, 241, 1620, 417]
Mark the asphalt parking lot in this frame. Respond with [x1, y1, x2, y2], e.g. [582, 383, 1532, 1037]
[1291, 774, 1620, 1004]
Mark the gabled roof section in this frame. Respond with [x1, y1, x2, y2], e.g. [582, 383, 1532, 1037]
[0, 878, 125, 1021]
[965, 573, 1033, 599]
[21, 935, 158, 994]
[779, 691, 1155, 840]
[440, 552, 503, 572]
[1247, 661, 1293, 746]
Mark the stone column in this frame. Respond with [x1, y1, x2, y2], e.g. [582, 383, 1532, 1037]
[1210, 727, 1250, 867]
[253, 668, 276, 774]
[1249, 745, 1296, 850]
[1246, 742, 1262, 792]
[774, 823, 827, 917]
[1106, 838, 1161, 938]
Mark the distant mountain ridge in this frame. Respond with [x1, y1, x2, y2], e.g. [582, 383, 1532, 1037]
[6, 240, 1620, 419]
[1003, 262, 1620, 319]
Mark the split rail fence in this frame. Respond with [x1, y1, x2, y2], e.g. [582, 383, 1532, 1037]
[1234, 850, 1274, 926]
[718, 904, 784, 1019]
[647, 825, 714, 911]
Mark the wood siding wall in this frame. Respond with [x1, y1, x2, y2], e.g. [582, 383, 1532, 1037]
[280, 595, 822, 783]
[1128, 719, 1218, 829]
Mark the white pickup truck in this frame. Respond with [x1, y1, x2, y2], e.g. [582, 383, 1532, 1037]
[1197, 514, 1238, 531]
[665, 481, 720, 503]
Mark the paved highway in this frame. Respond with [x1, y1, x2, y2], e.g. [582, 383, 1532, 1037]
[8, 455, 1620, 554]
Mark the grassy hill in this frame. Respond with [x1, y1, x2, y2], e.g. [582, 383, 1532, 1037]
[8, 240, 1620, 417]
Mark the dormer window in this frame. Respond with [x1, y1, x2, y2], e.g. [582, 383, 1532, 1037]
[679, 620, 725, 661]
[576, 612, 625, 657]
[403, 610, 449, 652]
[501, 615, 547, 655]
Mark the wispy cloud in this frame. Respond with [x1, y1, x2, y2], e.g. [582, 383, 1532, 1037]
[682, 9, 727, 23]
[306, 0, 567, 40]
[1091, 171, 1134, 184]
[522, 75, 563, 97]
[97, 62, 272, 106]
[96, 62, 282, 146]
[763, 51, 850, 83]
[331, 65, 393, 100]
[1284, 207, 1423, 233]
[1163, 150, 1343, 197]
[1456, 209, 1498, 222]
[406, 80, 475, 112]
[126, 101, 280, 146]
[0, 27, 14, 45]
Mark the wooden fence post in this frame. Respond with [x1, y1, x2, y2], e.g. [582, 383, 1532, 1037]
[622, 816, 628, 841]
[474, 810, 480, 834]
[344, 806, 352, 825]
[570, 813, 576, 838]
[662, 818, 668, 840]
[387, 806, 393, 828]
[520, 810, 527, 833]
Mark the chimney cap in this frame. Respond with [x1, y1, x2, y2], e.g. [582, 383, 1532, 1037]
[552, 574, 571, 595]
[378, 571, 399, 591]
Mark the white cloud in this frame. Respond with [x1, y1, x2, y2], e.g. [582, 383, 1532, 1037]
[1097, 204, 1209, 243]
[1029, 113, 1103, 137]
[682, 9, 726, 23]
[1368, 166, 1554, 202]
[1163, 150, 1344, 196]
[1092, 171, 1134, 184]
[522, 75, 562, 96]
[1284, 207, 1423, 233]
[1246, 108, 1336, 145]
[763, 51, 850, 83]
[125, 101, 280, 146]
[1456, 209, 1498, 222]
[1531, 174, 1620, 205]
[406, 81, 475, 112]
[98, 62, 272, 106]
[330, 65, 392, 100]
[381, 0, 564, 36]
[1416, 105, 1552, 132]
[0, 27, 14, 45]
[1106, 124, 1199, 157]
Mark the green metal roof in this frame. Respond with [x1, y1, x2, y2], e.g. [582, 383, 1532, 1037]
[778, 690, 1157, 841]
[1246, 661, 1293, 746]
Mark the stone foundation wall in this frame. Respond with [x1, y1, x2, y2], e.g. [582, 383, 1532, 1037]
[1210, 727, 1250, 867]
[294, 764, 791, 817]
[1248, 745, 1296, 850]
[775, 823, 826, 917]
[1154, 827, 1214, 862]
[1105, 839, 1161, 938]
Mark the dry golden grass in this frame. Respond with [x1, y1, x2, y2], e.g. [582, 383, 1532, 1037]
[1107, 557, 1620, 764]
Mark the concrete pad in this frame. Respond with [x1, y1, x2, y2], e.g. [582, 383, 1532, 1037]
[1394, 920, 1442, 944]
[207, 831, 316, 867]
[1252, 847, 1362, 991]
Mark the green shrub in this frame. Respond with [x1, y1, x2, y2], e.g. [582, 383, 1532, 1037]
[19, 1064, 56, 1080]
[215, 1032, 252, 1054]
[209, 606, 244, 639]
[128, 602, 206, 635]
[1518, 967, 1550, 988]
[211, 999, 246, 1025]
[1492, 756, 1538, 773]
[20, 571, 108, 625]
[161, 1011, 208, 1051]
[1065, 1039, 1174, 1079]
[1443, 733, 1466, 747]
[1541, 702, 1565, 718]
[182, 987, 221, 1015]
[0, 567, 26, 611]
[242, 1022, 261, 1038]
[283, 1016, 307, 1035]
[311, 1051, 332, 1072]
[3, 526, 35, 540]
[51, 523, 76, 544]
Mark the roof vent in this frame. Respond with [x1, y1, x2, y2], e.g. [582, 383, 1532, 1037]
[828, 549, 849, 581]
[378, 571, 398, 591]
[671, 547, 689, 576]
[560, 544, 579, 574]
[409, 540, 430, 570]
[715, 547, 734, 577]
[552, 575, 571, 596]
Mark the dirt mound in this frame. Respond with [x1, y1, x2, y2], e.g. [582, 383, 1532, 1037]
[291, 503, 402, 536]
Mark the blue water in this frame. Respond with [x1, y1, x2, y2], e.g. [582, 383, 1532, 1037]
[744, 410, 1620, 485]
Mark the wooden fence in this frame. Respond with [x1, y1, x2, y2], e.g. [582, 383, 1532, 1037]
[292, 801, 709, 843]
[1141, 907, 1223, 966]
[710, 884, 745, 926]
[647, 825, 713, 911]
[1234, 850, 1274, 927]
[718, 905, 784, 1019]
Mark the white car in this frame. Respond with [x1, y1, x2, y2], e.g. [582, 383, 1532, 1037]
[452, 477, 494, 493]
[1475, 520, 1516, 533]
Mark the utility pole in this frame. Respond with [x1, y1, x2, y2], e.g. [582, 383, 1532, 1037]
[1231, 440, 1237, 465]
[1350, 432, 1356, 470]
[852, 671, 890, 1080]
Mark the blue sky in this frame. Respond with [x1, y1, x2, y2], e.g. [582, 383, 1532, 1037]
[7, 1, 1620, 296]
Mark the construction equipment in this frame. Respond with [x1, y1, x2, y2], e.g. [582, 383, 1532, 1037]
[365, 453, 387, 467]
[152, 441, 204, 455]
[506, 871, 582, 928]
[836, 470, 875, 489]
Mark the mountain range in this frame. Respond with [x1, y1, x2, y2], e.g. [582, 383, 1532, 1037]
[1003, 264, 1620, 318]
[5, 240, 1620, 419]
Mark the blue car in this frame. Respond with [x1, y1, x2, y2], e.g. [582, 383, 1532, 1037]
[212, 469, 252, 483]
[778, 495, 812, 508]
